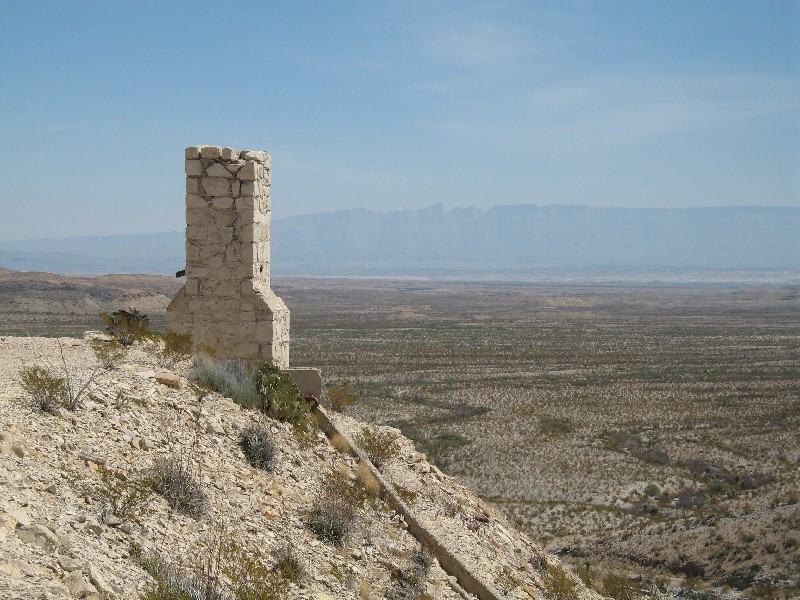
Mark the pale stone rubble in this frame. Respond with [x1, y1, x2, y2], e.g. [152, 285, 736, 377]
[0, 335, 600, 599]
[167, 145, 289, 368]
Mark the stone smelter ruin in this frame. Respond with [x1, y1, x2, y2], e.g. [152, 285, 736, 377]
[166, 145, 290, 368]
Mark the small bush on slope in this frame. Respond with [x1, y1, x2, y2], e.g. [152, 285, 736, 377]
[354, 426, 400, 469]
[150, 457, 207, 519]
[306, 471, 361, 546]
[326, 382, 358, 413]
[91, 338, 129, 370]
[191, 357, 259, 408]
[255, 363, 310, 429]
[99, 308, 150, 345]
[239, 424, 277, 471]
[19, 337, 102, 412]
[18, 365, 69, 413]
[150, 331, 193, 369]
[137, 536, 292, 600]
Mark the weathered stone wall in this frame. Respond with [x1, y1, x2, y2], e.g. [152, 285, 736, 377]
[166, 145, 289, 368]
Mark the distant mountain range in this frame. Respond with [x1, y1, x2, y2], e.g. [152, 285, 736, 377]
[1, 205, 798, 278]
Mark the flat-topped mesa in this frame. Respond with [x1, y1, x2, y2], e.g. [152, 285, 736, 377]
[166, 145, 289, 368]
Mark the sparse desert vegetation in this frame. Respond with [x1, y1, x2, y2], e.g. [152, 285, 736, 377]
[1, 274, 798, 597]
[283, 278, 800, 598]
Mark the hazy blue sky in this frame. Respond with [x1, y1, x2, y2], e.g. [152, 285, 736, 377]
[1, 1, 798, 241]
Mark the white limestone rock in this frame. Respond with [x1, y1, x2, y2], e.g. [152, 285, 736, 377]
[201, 177, 230, 197]
[185, 160, 203, 176]
[205, 162, 234, 179]
[236, 161, 259, 181]
[220, 146, 239, 161]
[200, 145, 222, 159]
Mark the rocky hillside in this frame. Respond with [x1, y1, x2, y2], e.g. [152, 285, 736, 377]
[0, 271, 180, 317]
[0, 335, 598, 600]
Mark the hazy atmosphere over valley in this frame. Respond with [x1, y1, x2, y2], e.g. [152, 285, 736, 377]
[0, 2, 798, 600]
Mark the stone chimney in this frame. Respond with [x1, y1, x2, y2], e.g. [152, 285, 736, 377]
[166, 145, 289, 368]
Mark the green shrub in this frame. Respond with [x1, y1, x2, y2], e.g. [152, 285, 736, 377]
[151, 457, 207, 519]
[644, 483, 660, 497]
[151, 331, 193, 369]
[354, 426, 400, 469]
[239, 424, 277, 471]
[415, 429, 471, 468]
[272, 545, 304, 583]
[85, 464, 154, 525]
[20, 338, 102, 412]
[18, 365, 69, 413]
[307, 497, 353, 547]
[307, 472, 358, 546]
[495, 565, 521, 595]
[326, 382, 358, 413]
[138, 538, 291, 600]
[224, 541, 291, 600]
[191, 357, 259, 408]
[91, 338, 129, 370]
[255, 363, 309, 428]
[99, 308, 150, 345]
[387, 550, 431, 600]
[137, 548, 224, 600]
[542, 564, 580, 600]
[539, 417, 574, 435]
[602, 574, 643, 600]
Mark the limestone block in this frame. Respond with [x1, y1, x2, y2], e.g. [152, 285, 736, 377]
[225, 163, 243, 175]
[202, 177, 231, 196]
[63, 571, 97, 599]
[211, 196, 234, 210]
[239, 224, 257, 243]
[255, 320, 273, 340]
[155, 369, 181, 388]
[238, 262, 257, 280]
[217, 298, 240, 312]
[215, 212, 236, 229]
[241, 150, 270, 164]
[235, 196, 257, 212]
[185, 160, 203, 176]
[186, 243, 200, 261]
[185, 146, 201, 159]
[239, 179, 262, 197]
[234, 342, 259, 358]
[200, 145, 222, 159]
[186, 279, 199, 295]
[199, 244, 215, 260]
[237, 161, 260, 180]
[215, 226, 234, 243]
[231, 180, 241, 196]
[221, 146, 239, 160]
[240, 243, 256, 264]
[186, 225, 207, 240]
[186, 208, 209, 225]
[205, 162, 234, 178]
[186, 177, 199, 194]
[186, 193, 207, 208]
[286, 368, 322, 398]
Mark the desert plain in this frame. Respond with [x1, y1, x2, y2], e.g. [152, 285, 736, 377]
[1, 271, 798, 597]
